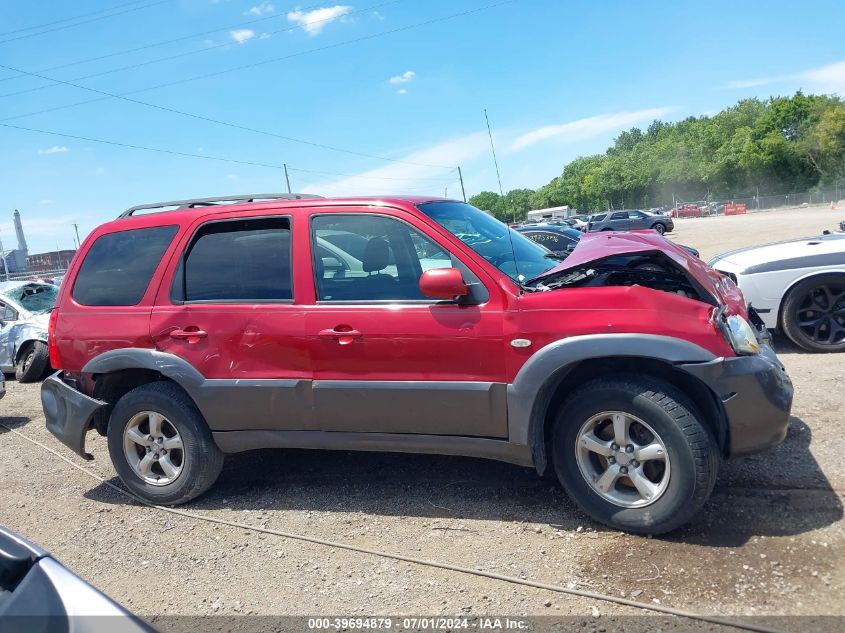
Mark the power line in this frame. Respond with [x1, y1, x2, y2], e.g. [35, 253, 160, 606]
[0, 0, 376, 86]
[287, 166, 459, 181]
[0, 121, 460, 185]
[0, 0, 514, 169]
[0, 1, 171, 46]
[0, 1, 401, 100]
[0, 0, 155, 37]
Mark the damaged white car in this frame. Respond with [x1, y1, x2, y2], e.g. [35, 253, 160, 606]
[710, 232, 845, 352]
[0, 281, 57, 381]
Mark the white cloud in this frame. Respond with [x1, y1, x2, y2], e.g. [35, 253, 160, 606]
[298, 132, 491, 197]
[230, 29, 256, 44]
[723, 60, 845, 95]
[389, 70, 415, 84]
[510, 108, 675, 151]
[245, 2, 274, 16]
[396, 88, 407, 95]
[803, 60, 845, 94]
[38, 145, 69, 155]
[287, 5, 351, 36]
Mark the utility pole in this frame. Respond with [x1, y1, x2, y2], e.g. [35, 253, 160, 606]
[444, 186, 448, 198]
[457, 166, 467, 202]
[72, 223, 81, 250]
[283, 164, 292, 194]
[483, 109, 507, 219]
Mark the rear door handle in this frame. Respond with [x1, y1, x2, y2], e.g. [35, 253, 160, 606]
[169, 328, 208, 342]
[318, 327, 362, 345]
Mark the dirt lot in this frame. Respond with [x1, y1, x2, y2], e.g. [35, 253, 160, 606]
[1, 205, 844, 629]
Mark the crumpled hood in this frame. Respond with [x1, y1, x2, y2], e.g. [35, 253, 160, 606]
[533, 230, 748, 315]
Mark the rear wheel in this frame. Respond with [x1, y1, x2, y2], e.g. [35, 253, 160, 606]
[781, 274, 845, 352]
[107, 382, 224, 505]
[552, 377, 718, 534]
[652, 223, 666, 235]
[15, 341, 49, 382]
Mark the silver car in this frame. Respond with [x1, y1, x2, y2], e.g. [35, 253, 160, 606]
[0, 281, 57, 381]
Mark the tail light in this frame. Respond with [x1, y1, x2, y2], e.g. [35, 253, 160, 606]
[48, 307, 62, 369]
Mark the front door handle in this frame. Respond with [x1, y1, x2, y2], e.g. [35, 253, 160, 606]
[169, 327, 208, 343]
[318, 327, 362, 345]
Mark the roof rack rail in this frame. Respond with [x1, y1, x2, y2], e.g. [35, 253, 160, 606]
[118, 193, 324, 218]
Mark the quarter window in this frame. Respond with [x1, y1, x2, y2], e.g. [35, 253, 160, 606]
[73, 225, 178, 306]
[178, 217, 292, 302]
[312, 215, 452, 301]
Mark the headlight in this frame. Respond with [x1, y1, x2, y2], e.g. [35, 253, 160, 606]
[723, 314, 760, 355]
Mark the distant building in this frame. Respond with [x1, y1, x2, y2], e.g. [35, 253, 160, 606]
[526, 205, 574, 222]
[0, 209, 29, 275]
[27, 249, 76, 272]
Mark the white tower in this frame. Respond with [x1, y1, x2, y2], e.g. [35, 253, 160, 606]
[13, 209, 27, 253]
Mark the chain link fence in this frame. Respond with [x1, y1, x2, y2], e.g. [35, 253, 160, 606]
[679, 188, 844, 214]
[2, 268, 67, 282]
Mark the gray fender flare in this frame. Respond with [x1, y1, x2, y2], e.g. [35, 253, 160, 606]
[506, 334, 717, 473]
[82, 348, 208, 418]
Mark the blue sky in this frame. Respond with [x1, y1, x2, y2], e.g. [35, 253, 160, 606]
[1, 0, 844, 253]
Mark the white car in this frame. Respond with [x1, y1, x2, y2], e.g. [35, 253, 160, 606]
[709, 232, 845, 352]
[0, 281, 57, 380]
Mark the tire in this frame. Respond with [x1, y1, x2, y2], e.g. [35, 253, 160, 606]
[107, 381, 224, 505]
[652, 223, 666, 235]
[15, 341, 49, 382]
[781, 274, 845, 352]
[551, 377, 718, 535]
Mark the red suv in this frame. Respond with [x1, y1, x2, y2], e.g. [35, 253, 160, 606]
[42, 194, 793, 534]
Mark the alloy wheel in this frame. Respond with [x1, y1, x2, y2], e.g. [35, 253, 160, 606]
[795, 282, 845, 346]
[574, 411, 671, 508]
[122, 411, 185, 486]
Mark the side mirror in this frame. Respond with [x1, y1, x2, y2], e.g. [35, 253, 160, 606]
[419, 268, 469, 300]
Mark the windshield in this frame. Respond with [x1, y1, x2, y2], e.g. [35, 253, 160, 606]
[417, 201, 559, 283]
[2, 283, 59, 315]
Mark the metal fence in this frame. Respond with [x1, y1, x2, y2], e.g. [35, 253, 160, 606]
[2, 268, 67, 282]
[686, 189, 844, 213]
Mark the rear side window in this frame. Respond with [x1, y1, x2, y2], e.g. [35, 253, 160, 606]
[175, 217, 292, 302]
[73, 225, 178, 306]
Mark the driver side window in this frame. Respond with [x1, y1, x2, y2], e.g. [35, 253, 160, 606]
[312, 214, 452, 302]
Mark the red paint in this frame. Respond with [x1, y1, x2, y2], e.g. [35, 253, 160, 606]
[51, 197, 741, 388]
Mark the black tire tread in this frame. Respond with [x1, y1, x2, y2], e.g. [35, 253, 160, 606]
[107, 381, 224, 505]
[16, 340, 50, 382]
[553, 376, 718, 534]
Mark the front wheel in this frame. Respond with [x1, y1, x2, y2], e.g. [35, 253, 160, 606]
[781, 274, 845, 352]
[552, 377, 718, 535]
[107, 382, 224, 505]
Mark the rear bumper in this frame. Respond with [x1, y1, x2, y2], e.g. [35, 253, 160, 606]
[679, 340, 793, 457]
[41, 371, 106, 460]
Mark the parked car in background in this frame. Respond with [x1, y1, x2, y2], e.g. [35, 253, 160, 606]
[671, 204, 703, 218]
[1, 373, 5, 400]
[520, 224, 700, 260]
[0, 525, 154, 632]
[710, 232, 845, 352]
[0, 281, 57, 381]
[43, 194, 792, 534]
[515, 224, 582, 256]
[588, 210, 674, 234]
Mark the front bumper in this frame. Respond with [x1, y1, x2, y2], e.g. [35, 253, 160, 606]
[679, 339, 793, 457]
[41, 371, 106, 460]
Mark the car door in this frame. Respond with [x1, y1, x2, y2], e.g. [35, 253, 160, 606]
[608, 211, 630, 230]
[627, 210, 649, 229]
[304, 209, 508, 438]
[149, 213, 312, 432]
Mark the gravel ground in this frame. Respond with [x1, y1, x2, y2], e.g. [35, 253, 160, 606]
[1, 205, 844, 629]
